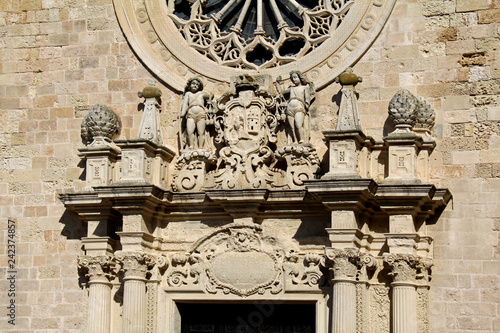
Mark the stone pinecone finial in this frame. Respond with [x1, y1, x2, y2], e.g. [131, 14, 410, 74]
[81, 103, 121, 145]
[413, 96, 435, 132]
[388, 89, 417, 129]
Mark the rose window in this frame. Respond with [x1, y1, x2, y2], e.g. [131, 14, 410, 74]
[168, 0, 355, 69]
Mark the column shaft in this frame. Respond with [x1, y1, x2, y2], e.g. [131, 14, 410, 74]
[392, 284, 417, 333]
[122, 279, 147, 333]
[332, 280, 356, 333]
[87, 282, 112, 333]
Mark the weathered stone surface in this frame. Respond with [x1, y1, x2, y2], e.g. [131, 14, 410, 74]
[1, 0, 499, 332]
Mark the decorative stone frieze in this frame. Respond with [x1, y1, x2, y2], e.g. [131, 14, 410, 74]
[165, 224, 286, 296]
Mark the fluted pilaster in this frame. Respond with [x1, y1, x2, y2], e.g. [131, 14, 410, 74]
[325, 249, 376, 333]
[332, 280, 356, 333]
[78, 256, 115, 333]
[88, 283, 112, 333]
[123, 278, 147, 333]
[116, 252, 168, 333]
[116, 252, 152, 333]
[384, 254, 430, 333]
[392, 283, 417, 333]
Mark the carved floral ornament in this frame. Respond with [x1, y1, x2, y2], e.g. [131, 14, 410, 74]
[114, 0, 396, 92]
[162, 223, 328, 296]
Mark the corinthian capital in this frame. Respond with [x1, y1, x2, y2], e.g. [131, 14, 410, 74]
[78, 255, 116, 283]
[115, 251, 169, 280]
[384, 254, 432, 284]
[325, 248, 359, 280]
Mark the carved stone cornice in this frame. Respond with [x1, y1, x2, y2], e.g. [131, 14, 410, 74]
[115, 251, 168, 281]
[78, 255, 116, 284]
[384, 253, 432, 285]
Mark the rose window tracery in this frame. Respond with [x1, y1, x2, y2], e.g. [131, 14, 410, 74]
[168, 0, 355, 69]
[114, 0, 396, 91]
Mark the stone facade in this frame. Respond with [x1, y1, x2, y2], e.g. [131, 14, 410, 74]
[0, 1, 499, 333]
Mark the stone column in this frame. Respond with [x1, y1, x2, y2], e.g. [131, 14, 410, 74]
[78, 256, 115, 333]
[325, 248, 359, 333]
[116, 252, 153, 333]
[384, 254, 421, 333]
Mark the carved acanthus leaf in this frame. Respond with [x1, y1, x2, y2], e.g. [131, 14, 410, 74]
[78, 255, 116, 283]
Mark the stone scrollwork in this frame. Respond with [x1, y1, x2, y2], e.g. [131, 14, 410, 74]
[167, 253, 202, 287]
[284, 251, 323, 287]
[172, 150, 217, 192]
[275, 145, 320, 188]
[165, 223, 289, 297]
[172, 74, 321, 191]
[208, 76, 285, 190]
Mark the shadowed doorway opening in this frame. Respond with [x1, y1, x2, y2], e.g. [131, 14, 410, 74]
[178, 302, 316, 333]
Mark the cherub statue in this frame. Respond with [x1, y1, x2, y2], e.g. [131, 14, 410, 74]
[275, 71, 315, 144]
[180, 77, 213, 150]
